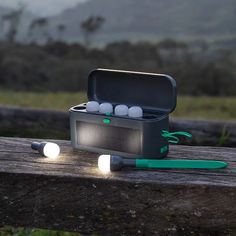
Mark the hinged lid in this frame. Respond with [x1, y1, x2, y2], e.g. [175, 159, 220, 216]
[88, 68, 177, 113]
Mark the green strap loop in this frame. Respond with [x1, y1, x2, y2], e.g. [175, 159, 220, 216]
[161, 130, 192, 144]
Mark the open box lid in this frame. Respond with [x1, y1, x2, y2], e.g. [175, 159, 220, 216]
[88, 69, 177, 113]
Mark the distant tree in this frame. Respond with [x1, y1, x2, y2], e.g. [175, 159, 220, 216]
[57, 24, 66, 41]
[1, 3, 25, 43]
[158, 39, 188, 52]
[199, 40, 209, 53]
[0, 17, 4, 40]
[80, 16, 105, 47]
[28, 17, 50, 43]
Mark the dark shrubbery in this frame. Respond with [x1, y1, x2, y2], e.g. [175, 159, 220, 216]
[0, 40, 235, 95]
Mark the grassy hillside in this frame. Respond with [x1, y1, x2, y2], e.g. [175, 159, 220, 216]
[0, 91, 235, 121]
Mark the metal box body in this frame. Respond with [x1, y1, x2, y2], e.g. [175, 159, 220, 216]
[70, 69, 176, 159]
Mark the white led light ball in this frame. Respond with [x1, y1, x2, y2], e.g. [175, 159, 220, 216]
[86, 101, 99, 112]
[43, 142, 60, 160]
[114, 104, 129, 116]
[128, 106, 143, 118]
[99, 103, 113, 114]
[98, 155, 111, 174]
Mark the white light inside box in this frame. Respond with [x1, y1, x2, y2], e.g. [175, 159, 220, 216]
[115, 104, 129, 116]
[86, 101, 99, 112]
[99, 102, 113, 114]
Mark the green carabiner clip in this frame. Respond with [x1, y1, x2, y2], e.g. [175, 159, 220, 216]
[167, 135, 180, 144]
[161, 130, 192, 144]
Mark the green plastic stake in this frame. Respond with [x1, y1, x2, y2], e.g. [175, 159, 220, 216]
[136, 159, 227, 169]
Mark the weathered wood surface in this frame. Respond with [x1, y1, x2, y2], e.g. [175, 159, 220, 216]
[0, 137, 236, 235]
[0, 105, 236, 146]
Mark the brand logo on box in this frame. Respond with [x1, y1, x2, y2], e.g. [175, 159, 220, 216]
[160, 145, 168, 154]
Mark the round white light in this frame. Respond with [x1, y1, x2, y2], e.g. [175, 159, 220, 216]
[128, 106, 143, 118]
[98, 155, 111, 174]
[86, 101, 100, 112]
[43, 142, 60, 160]
[114, 104, 129, 116]
[99, 103, 113, 114]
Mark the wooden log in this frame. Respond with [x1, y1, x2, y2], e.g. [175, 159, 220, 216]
[0, 137, 236, 235]
[0, 105, 69, 139]
[0, 105, 236, 146]
[170, 118, 236, 146]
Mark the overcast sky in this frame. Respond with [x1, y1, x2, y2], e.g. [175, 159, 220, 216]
[0, 0, 87, 16]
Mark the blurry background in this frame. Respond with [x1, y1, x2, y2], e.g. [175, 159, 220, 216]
[0, 0, 235, 234]
[0, 0, 235, 120]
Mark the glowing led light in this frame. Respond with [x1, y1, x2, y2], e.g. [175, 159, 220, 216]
[98, 155, 111, 174]
[43, 142, 60, 159]
[31, 142, 60, 160]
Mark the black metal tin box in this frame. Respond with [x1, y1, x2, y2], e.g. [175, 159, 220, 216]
[70, 69, 176, 159]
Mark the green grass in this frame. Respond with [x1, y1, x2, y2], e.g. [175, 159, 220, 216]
[0, 226, 81, 236]
[0, 91, 87, 112]
[0, 91, 235, 120]
[172, 96, 236, 120]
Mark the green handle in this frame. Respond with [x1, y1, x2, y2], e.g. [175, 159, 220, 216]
[136, 159, 227, 169]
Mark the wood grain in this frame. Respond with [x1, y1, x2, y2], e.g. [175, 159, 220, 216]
[0, 137, 236, 235]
